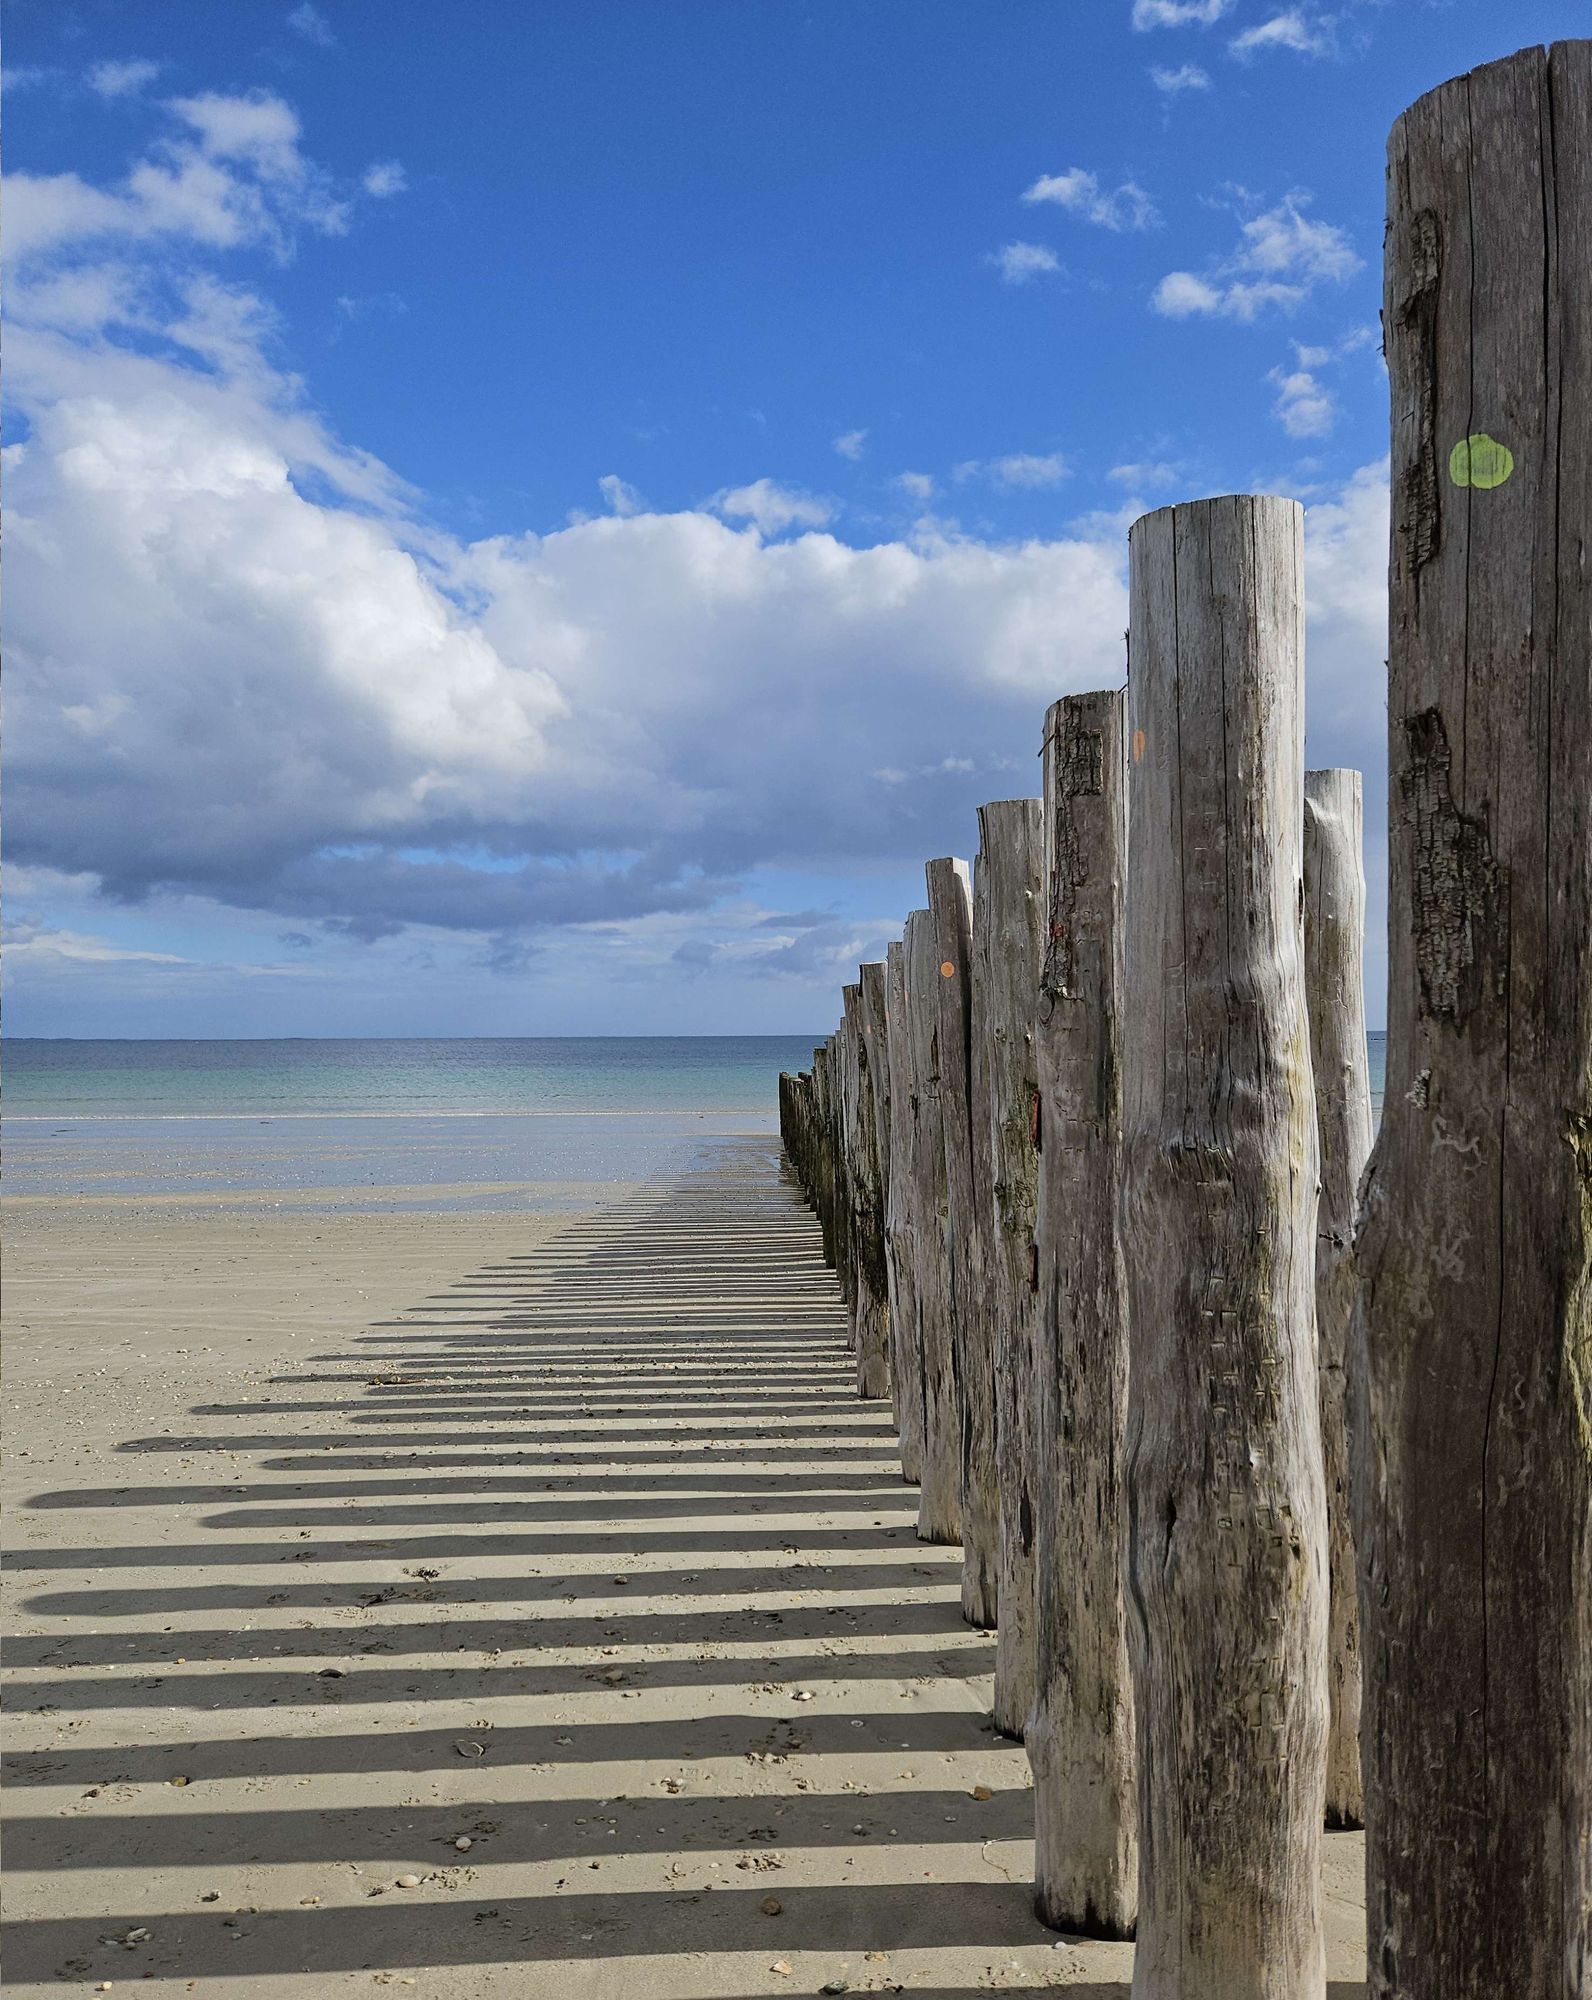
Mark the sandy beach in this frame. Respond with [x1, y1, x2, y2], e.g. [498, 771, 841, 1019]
[2, 1136, 1368, 1997]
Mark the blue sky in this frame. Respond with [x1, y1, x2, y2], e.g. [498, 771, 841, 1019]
[6, 0, 1581, 1036]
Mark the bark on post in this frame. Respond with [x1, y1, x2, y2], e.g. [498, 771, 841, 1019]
[1355, 43, 1592, 2000]
[906, 900, 961, 1545]
[972, 800, 1045, 1730]
[1029, 689, 1136, 1938]
[851, 965, 891, 1401]
[885, 936, 925, 1483]
[925, 848, 994, 1622]
[1302, 767, 1370, 1831]
[1121, 495, 1328, 2000]
[811, 1041, 837, 1269]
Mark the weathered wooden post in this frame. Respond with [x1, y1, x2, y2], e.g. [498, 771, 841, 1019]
[1028, 689, 1136, 1937]
[972, 800, 1045, 1726]
[811, 1041, 837, 1268]
[906, 900, 961, 1544]
[1302, 768, 1370, 1831]
[1355, 43, 1592, 2000]
[1122, 494, 1328, 1999]
[849, 966, 891, 1400]
[935, 842, 997, 1625]
[885, 936, 925, 1483]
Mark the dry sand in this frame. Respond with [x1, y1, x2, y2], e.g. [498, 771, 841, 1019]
[2, 1137, 1367, 1997]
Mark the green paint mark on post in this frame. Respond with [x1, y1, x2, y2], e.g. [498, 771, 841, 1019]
[1448, 433, 1515, 490]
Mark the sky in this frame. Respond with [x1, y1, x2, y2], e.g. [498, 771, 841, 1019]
[6, 0, 1583, 1038]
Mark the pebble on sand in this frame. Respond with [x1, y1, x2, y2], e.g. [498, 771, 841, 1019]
[395, 1874, 421, 1889]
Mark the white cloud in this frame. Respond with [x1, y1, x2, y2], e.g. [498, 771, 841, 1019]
[833, 429, 868, 461]
[1152, 193, 1359, 321]
[1132, 0, 1232, 26]
[1022, 168, 1158, 232]
[991, 240, 1062, 285]
[1108, 459, 1180, 489]
[1231, 9, 1335, 57]
[979, 452, 1071, 489]
[88, 59, 162, 99]
[708, 478, 835, 533]
[1270, 365, 1335, 437]
[287, 2, 335, 44]
[598, 473, 645, 516]
[362, 159, 407, 199]
[7, 917, 187, 966]
[896, 471, 936, 501]
[1151, 62, 1212, 93]
[4, 89, 350, 263]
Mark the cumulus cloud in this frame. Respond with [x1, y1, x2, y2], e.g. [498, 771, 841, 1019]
[1151, 62, 1211, 93]
[990, 240, 1062, 285]
[832, 428, 868, 460]
[895, 471, 936, 501]
[4, 83, 1394, 999]
[1152, 192, 1359, 320]
[708, 478, 835, 533]
[1132, 0, 1232, 26]
[5, 88, 351, 262]
[88, 59, 162, 100]
[1022, 168, 1158, 232]
[1270, 364, 1335, 437]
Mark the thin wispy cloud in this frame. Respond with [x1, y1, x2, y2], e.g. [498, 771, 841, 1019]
[895, 471, 936, 501]
[1131, 0, 1233, 28]
[87, 59, 162, 99]
[362, 159, 407, 198]
[287, 3, 336, 46]
[1108, 459, 1180, 489]
[833, 429, 868, 461]
[1153, 192, 1359, 320]
[709, 478, 835, 533]
[990, 240, 1063, 284]
[1270, 364, 1335, 436]
[1022, 168, 1158, 231]
[598, 473, 646, 516]
[1151, 62, 1211, 94]
[1231, 9, 1336, 58]
[956, 452, 1071, 489]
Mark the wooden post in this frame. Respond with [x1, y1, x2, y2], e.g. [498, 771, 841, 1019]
[1356, 43, 1592, 2000]
[972, 800, 1045, 1727]
[811, 1041, 837, 1268]
[850, 966, 891, 1401]
[1028, 689, 1136, 1937]
[885, 936, 925, 1483]
[906, 899, 961, 1545]
[1121, 494, 1328, 1999]
[929, 846, 996, 1624]
[1302, 768, 1370, 1831]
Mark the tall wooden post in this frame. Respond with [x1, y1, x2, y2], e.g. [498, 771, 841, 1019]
[907, 897, 961, 1545]
[972, 800, 1045, 1728]
[854, 961, 892, 1401]
[811, 1041, 837, 1269]
[928, 857, 979, 1571]
[1356, 43, 1592, 2000]
[1122, 495, 1328, 1999]
[1302, 768, 1370, 1831]
[885, 936, 924, 1482]
[841, 982, 888, 1397]
[1029, 689, 1136, 1937]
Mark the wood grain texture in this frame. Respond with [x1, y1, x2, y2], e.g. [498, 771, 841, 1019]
[972, 800, 1045, 1728]
[854, 961, 893, 1401]
[1122, 495, 1328, 2000]
[1302, 768, 1370, 1832]
[885, 936, 925, 1483]
[1028, 690, 1137, 1939]
[1357, 41, 1592, 1999]
[906, 904, 960, 1543]
[928, 857, 978, 1569]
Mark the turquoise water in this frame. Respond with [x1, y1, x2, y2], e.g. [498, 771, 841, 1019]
[6, 1036, 820, 1118]
[5, 1034, 1384, 1210]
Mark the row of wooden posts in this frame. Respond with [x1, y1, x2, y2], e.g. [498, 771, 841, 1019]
[780, 42, 1589, 2000]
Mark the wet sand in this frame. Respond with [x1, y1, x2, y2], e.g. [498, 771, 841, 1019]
[2, 1137, 1367, 1997]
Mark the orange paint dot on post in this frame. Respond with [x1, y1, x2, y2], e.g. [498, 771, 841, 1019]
[1132, 728, 1146, 763]
[940, 961, 956, 978]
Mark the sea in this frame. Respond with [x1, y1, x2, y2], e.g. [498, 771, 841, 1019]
[5, 1034, 1387, 1211]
